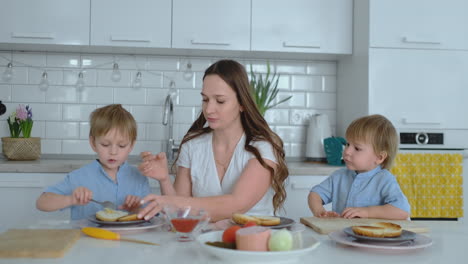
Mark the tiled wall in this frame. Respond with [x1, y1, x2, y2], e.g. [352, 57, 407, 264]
[0, 51, 337, 158]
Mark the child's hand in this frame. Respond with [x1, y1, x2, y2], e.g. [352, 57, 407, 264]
[138, 152, 169, 181]
[71, 187, 92, 205]
[318, 211, 340, 218]
[341, 207, 369, 219]
[120, 195, 141, 212]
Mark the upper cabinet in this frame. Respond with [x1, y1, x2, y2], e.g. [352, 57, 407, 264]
[172, 0, 251, 51]
[0, 0, 89, 45]
[91, 0, 171, 48]
[251, 0, 352, 54]
[369, 0, 468, 50]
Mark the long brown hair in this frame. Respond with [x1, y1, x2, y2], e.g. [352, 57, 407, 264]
[175, 59, 288, 214]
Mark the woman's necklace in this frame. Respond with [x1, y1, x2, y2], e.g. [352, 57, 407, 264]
[215, 146, 236, 175]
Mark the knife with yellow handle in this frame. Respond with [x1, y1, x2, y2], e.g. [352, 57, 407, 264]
[81, 227, 159, 246]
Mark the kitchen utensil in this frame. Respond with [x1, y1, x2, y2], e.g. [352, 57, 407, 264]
[299, 217, 429, 234]
[90, 199, 116, 209]
[0, 229, 81, 258]
[163, 205, 210, 242]
[324, 136, 346, 165]
[81, 227, 159, 246]
[306, 114, 332, 162]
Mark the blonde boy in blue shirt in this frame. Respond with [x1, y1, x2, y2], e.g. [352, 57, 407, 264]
[36, 104, 150, 220]
[308, 114, 410, 220]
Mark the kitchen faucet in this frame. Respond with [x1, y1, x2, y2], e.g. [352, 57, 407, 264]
[163, 93, 179, 161]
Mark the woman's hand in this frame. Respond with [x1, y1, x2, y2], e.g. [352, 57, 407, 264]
[120, 195, 141, 212]
[138, 194, 165, 220]
[71, 186, 92, 205]
[138, 152, 170, 181]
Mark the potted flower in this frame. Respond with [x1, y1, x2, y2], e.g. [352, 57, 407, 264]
[2, 104, 41, 160]
[249, 62, 292, 116]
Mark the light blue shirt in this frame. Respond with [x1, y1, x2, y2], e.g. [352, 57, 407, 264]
[45, 160, 151, 220]
[310, 166, 411, 215]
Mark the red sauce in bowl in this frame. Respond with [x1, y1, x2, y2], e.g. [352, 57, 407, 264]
[171, 218, 200, 233]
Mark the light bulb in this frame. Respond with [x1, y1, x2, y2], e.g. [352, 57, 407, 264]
[183, 62, 193, 81]
[75, 72, 85, 92]
[38, 71, 49, 91]
[2, 62, 13, 82]
[111, 63, 121, 82]
[133, 71, 142, 89]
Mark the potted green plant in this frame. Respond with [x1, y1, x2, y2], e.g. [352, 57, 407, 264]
[249, 62, 292, 116]
[2, 104, 41, 160]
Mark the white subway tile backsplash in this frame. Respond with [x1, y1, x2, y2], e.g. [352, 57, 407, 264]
[132, 140, 162, 156]
[79, 86, 113, 104]
[45, 86, 77, 103]
[62, 104, 96, 121]
[0, 122, 9, 137]
[178, 89, 202, 106]
[147, 56, 178, 71]
[264, 109, 290, 125]
[13, 52, 46, 67]
[46, 122, 79, 139]
[147, 124, 168, 141]
[47, 53, 80, 68]
[62, 140, 93, 154]
[114, 88, 146, 105]
[306, 61, 337, 75]
[96, 69, 132, 87]
[31, 121, 46, 138]
[276, 62, 307, 74]
[8, 67, 28, 84]
[41, 139, 62, 154]
[306, 92, 336, 109]
[131, 105, 162, 123]
[12, 85, 45, 102]
[79, 122, 90, 139]
[291, 75, 323, 92]
[0, 84, 11, 101]
[147, 88, 168, 105]
[29, 68, 63, 86]
[2, 52, 338, 157]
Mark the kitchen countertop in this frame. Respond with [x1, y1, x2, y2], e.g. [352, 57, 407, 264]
[0, 155, 340, 176]
[0, 220, 466, 264]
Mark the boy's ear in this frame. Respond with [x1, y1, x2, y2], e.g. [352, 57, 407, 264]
[89, 136, 97, 152]
[376, 151, 388, 164]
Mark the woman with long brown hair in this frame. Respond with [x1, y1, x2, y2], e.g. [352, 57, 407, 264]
[137, 59, 288, 222]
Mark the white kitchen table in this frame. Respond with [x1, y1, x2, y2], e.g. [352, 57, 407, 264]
[0, 220, 466, 264]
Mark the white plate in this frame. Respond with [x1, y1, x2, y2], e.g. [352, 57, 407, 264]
[88, 216, 147, 226]
[196, 230, 320, 264]
[343, 227, 417, 242]
[230, 217, 295, 229]
[329, 230, 432, 250]
[81, 217, 166, 234]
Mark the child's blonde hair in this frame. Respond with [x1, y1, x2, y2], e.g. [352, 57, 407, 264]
[89, 104, 137, 143]
[345, 114, 398, 169]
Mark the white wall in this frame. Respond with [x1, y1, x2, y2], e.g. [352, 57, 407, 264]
[0, 51, 338, 158]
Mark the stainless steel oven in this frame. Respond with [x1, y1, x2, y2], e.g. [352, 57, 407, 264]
[396, 130, 468, 221]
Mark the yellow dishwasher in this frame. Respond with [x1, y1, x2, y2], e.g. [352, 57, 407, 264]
[392, 132, 468, 220]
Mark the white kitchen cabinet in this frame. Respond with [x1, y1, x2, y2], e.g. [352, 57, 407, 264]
[0, 0, 89, 46]
[90, 0, 171, 48]
[251, 0, 352, 54]
[368, 49, 468, 130]
[370, 0, 468, 50]
[336, 0, 468, 136]
[279, 175, 331, 222]
[172, 0, 251, 51]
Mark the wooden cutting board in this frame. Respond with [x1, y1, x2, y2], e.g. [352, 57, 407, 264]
[300, 217, 429, 234]
[0, 229, 81, 258]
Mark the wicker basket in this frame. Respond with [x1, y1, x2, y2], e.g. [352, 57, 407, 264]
[1, 137, 41, 160]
